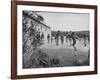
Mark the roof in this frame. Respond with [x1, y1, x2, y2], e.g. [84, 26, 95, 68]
[23, 11, 51, 29]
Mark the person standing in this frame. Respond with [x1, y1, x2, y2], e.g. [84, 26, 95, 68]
[70, 32, 78, 51]
[65, 32, 68, 43]
[60, 35, 64, 45]
[55, 30, 60, 46]
[47, 34, 50, 43]
[68, 31, 72, 46]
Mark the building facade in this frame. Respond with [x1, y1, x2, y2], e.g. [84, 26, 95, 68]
[23, 11, 51, 41]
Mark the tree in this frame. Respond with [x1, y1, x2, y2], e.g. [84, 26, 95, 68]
[36, 14, 44, 22]
[23, 11, 45, 54]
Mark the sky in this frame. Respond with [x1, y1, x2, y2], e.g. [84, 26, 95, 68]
[37, 11, 90, 31]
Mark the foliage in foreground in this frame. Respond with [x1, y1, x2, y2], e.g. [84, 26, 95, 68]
[23, 49, 63, 68]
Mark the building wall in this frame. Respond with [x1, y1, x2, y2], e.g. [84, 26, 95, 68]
[23, 14, 51, 41]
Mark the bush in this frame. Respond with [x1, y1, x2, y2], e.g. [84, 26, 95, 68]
[23, 49, 63, 68]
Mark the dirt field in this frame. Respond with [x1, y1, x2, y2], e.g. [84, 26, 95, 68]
[39, 39, 89, 66]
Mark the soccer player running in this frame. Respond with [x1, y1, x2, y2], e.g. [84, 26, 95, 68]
[68, 31, 72, 46]
[60, 35, 64, 45]
[70, 32, 79, 51]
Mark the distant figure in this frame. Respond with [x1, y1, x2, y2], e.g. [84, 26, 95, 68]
[47, 34, 50, 43]
[68, 32, 72, 46]
[41, 32, 44, 40]
[55, 36, 58, 45]
[55, 30, 60, 46]
[70, 32, 78, 51]
[65, 32, 68, 43]
[60, 35, 64, 45]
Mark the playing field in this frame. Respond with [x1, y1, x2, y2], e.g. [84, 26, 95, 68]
[39, 39, 89, 66]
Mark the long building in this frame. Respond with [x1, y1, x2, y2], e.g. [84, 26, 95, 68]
[23, 11, 51, 41]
